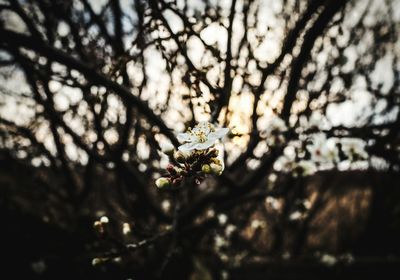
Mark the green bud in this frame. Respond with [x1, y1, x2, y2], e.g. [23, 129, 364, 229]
[210, 163, 224, 175]
[210, 157, 221, 165]
[155, 177, 171, 189]
[201, 164, 212, 174]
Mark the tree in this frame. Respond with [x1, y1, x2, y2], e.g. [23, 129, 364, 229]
[0, 0, 399, 279]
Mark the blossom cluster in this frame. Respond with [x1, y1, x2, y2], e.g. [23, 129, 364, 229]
[274, 133, 369, 177]
[155, 122, 229, 189]
[307, 134, 368, 166]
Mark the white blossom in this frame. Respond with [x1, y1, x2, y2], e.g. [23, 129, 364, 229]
[177, 122, 229, 152]
[274, 155, 295, 172]
[160, 141, 175, 155]
[307, 134, 339, 164]
[214, 235, 228, 248]
[266, 196, 281, 210]
[161, 200, 171, 211]
[122, 223, 131, 235]
[341, 138, 368, 161]
[289, 211, 303, 221]
[113, 257, 122, 263]
[250, 219, 265, 229]
[100, 216, 109, 224]
[218, 214, 228, 225]
[225, 224, 236, 237]
[320, 254, 337, 266]
[296, 160, 317, 176]
[325, 145, 339, 163]
[308, 111, 330, 129]
[207, 209, 215, 218]
[302, 199, 312, 210]
[263, 116, 287, 145]
[265, 116, 287, 134]
[92, 258, 102, 266]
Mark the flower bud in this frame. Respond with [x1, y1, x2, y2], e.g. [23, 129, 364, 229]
[166, 164, 176, 175]
[174, 151, 187, 163]
[210, 158, 221, 165]
[100, 216, 109, 224]
[155, 177, 171, 189]
[201, 164, 212, 174]
[122, 223, 131, 235]
[93, 221, 104, 234]
[161, 142, 175, 155]
[113, 257, 122, 263]
[209, 148, 219, 157]
[92, 258, 106, 266]
[210, 162, 224, 175]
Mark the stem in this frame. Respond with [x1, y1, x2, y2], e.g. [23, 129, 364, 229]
[158, 192, 181, 277]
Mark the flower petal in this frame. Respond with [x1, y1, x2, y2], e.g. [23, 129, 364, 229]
[208, 128, 229, 140]
[177, 132, 194, 143]
[178, 142, 198, 152]
[195, 139, 216, 150]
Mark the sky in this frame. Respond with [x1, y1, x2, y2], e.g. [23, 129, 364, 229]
[0, 0, 399, 166]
